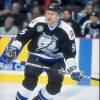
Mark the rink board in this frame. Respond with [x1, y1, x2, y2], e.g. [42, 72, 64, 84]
[0, 71, 99, 86]
[0, 36, 99, 86]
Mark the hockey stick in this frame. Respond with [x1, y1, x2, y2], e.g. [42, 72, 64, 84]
[22, 61, 69, 74]
[22, 62, 100, 81]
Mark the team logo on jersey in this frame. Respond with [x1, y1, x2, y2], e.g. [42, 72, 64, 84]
[37, 25, 44, 32]
[37, 33, 58, 52]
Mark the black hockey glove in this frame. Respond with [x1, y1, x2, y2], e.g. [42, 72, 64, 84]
[67, 66, 83, 81]
[0, 46, 19, 64]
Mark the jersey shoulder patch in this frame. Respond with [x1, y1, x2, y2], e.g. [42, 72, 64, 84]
[59, 20, 75, 40]
[29, 16, 46, 28]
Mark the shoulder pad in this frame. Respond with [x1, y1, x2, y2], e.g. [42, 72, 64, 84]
[29, 16, 46, 28]
[59, 20, 75, 40]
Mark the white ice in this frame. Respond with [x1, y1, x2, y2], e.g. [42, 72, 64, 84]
[0, 82, 99, 100]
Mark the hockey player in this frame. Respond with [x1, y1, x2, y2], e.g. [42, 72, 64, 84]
[0, 2, 83, 100]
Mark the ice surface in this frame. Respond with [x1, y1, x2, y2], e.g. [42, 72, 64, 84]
[0, 82, 99, 100]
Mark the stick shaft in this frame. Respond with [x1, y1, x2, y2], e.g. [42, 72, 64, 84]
[25, 62, 100, 81]
[25, 62, 69, 74]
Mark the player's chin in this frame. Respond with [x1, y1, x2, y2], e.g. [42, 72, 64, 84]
[48, 22, 55, 27]
[47, 21, 52, 24]
[47, 19, 53, 23]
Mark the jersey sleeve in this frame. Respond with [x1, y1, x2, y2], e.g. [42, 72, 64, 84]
[59, 21, 76, 60]
[11, 19, 37, 50]
[58, 21, 77, 67]
[61, 33, 76, 60]
[15, 26, 34, 46]
[61, 28, 77, 68]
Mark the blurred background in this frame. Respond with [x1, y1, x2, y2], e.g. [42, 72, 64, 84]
[0, 0, 100, 38]
[0, 0, 99, 100]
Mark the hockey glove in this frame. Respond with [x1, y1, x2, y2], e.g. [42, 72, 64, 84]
[67, 66, 83, 81]
[0, 46, 19, 64]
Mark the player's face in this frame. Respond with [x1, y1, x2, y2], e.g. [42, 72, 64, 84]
[46, 10, 60, 26]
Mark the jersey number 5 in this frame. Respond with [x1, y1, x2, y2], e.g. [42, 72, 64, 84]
[72, 43, 76, 52]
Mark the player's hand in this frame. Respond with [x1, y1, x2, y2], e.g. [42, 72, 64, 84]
[67, 66, 83, 81]
[0, 46, 17, 64]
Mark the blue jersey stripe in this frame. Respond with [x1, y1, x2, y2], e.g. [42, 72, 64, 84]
[78, 39, 92, 85]
[39, 90, 48, 100]
[16, 92, 28, 100]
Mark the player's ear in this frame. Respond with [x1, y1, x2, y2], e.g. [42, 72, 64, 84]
[57, 15, 60, 21]
[45, 12, 47, 17]
[45, 13, 47, 22]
